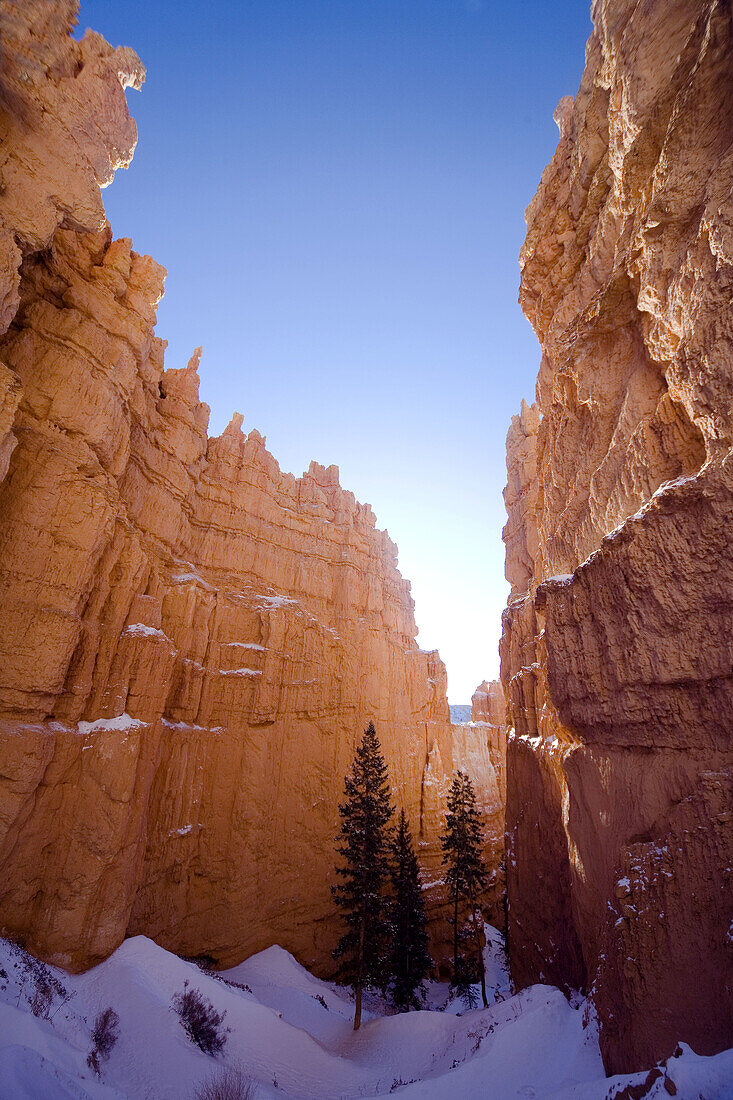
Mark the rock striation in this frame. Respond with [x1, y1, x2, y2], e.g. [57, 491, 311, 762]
[0, 0, 143, 465]
[0, 2, 505, 977]
[502, 0, 733, 1075]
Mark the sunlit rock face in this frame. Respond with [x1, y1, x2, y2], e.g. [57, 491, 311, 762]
[501, 0, 733, 1075]
[0, 2, 507, 977]
[0, 0, 144, 476]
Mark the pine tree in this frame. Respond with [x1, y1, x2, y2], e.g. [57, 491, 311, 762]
[388, 810, 432, 1011]
[332, 722, 394, 1029]
[441, 770, 489, 1008]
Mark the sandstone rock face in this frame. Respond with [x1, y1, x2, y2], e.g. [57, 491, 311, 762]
[502, 0, 733, 1074]
[0, 0, 143, 476]
[0, 3, 505, 977]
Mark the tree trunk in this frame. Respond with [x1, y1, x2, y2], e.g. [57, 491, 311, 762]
[453, 886, 459, 984]
[354, 917, 365, 1030]
[471, 905, 488, 1008]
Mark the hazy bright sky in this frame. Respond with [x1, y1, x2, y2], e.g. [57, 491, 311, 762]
[78, 0, 591, 703]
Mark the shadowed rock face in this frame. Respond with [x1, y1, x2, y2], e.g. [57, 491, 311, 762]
[502, 0, 733, 1075]
[0, 3, 505, 974]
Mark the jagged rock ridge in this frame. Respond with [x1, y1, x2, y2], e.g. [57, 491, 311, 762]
[0, 2, 505, 974]
[501, 0, 733, 1075]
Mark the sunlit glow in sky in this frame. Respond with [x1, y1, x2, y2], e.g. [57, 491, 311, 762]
[78, 0, 591, 702]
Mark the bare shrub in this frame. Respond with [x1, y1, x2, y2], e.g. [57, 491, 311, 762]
[29, 977, 55, 1018]
[172, 980, 229, 1056]
[184, 954, 219, 972]
[218, 978, 252, 995]
[194, 1066, 255, 1099]
[8, 942, 69, 1019]
[87, 1007, 120, 1076]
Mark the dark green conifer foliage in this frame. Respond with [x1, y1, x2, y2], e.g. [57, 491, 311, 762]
[332, 722, 394, 1029]
[441, 770, 489, 1008]
[388, 810, 432, 1011]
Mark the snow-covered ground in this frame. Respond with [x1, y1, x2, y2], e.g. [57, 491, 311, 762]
[0, 930, 730, 1099]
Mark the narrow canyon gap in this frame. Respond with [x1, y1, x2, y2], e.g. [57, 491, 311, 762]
[0, 0, 730, 1086]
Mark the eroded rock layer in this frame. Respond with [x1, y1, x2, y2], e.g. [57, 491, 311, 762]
[502, 0, 733, 1074]
[0, 3, 504, 974]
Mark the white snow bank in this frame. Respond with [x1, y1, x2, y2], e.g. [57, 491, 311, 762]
[77, 714, 146, 735]
[0, 1042, 122, 1099]
[0, 934, 730, 1100]
[160, 719, 224, 733]
[122, 624, 168, 640]
[257, 593, 297, 609]
[171, 570, 214, 591]
[543, 574, 574, 586]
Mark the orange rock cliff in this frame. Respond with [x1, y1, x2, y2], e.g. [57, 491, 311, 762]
[502, 0, 733, 1076]
[0, 2, 505, 974]
[4, 0, 730, 1080]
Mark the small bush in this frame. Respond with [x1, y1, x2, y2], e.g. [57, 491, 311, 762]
[184, 954, 219, 972]
[8, 942, 69, 1019]
[224, 980, 252, 995]
[194, 1066, 255, 1100]
[172, 981, 229, 1056]
[87, 1007, 120, 1076]
[390, 1078, 416, 1092]
[29, 977, 55, 1019]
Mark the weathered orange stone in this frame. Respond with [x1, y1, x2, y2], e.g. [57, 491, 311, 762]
[0, 1, 505, 977]
[501, 0, 733, 1074]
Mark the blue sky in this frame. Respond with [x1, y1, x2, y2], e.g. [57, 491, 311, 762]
[78, 0, 592, 702]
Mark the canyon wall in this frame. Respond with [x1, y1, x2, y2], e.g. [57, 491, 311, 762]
[502, 0, 733, 1075]
[0, 2, 504, 975]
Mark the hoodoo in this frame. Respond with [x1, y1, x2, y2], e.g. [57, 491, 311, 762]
[0, 1, 504, 974]
[502, 0, 733, 1075]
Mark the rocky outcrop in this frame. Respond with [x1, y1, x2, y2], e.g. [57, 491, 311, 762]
[0, 0, 143, 472]
[0, 3, 506, 977]
[502, 0, 733, 1074]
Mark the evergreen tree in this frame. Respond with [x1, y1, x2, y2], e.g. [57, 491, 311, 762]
[332, 722, 394, 1029]
[441, 770, 489, 1008]
[388, 810, 432, 1011]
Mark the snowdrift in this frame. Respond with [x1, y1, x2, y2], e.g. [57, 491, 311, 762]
[0, 933, 730, 1099]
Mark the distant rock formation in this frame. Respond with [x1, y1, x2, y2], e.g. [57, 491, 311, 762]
[426, 680, 507, 958]
[501, 0, 733, 1075]
[0, 2, 505, 974]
